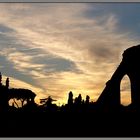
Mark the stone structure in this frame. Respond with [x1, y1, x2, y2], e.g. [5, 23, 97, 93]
[97, 44, 140, 111]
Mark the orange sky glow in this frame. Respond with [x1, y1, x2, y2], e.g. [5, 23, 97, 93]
[0, 3, 139, 106]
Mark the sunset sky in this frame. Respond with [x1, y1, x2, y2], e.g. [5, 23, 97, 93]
[0, 3, 139, 106]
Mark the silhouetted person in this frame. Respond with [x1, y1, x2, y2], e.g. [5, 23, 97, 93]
[68, 91, 73, 105]
[6, 77, 9, 89]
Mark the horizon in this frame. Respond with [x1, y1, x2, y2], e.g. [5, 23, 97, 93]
[0, 3, 139, 106]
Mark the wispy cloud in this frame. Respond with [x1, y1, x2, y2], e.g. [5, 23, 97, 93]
[0, 3, 138, 105]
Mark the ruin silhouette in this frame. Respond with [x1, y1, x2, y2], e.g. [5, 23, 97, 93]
[96, 44, 140, 112]
[0, 45, 140, 113]
[1, 45, 140, 137]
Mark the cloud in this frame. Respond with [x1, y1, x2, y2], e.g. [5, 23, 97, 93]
[0, 3, 138, 105]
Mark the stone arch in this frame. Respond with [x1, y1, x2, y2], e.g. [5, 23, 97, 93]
[97, 44, 140, 111]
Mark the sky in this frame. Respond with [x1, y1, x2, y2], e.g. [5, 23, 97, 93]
[0, 3, 139, 106]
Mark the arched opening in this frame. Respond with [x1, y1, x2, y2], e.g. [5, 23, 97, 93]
[120, 75, 131, 106]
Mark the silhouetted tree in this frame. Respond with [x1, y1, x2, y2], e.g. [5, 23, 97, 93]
[6, 77, 9, 89]
[40, 96, 57, 112]
[86, 95, 90, 104]
[68, 91, 73, 105]
[46, 96, 53, 106]
[82, 99, 85, 104]
[73, 94, 83, 112]
[77, 94, 82, 105]
[74, 97, 78, 105]
[0, 85, 9, 111]
[9, 88, 36, 108]
[40, 96, 56, 106]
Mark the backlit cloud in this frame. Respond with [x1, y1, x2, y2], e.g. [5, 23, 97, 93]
[0, 3, 139, 105]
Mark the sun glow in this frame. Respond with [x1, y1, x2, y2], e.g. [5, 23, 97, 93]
[0, 3, 139, 106]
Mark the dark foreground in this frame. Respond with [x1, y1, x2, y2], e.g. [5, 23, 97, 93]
[0, 112, 140, 137]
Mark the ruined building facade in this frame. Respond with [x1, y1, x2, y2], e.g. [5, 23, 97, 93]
[97, 44, 140, 111]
